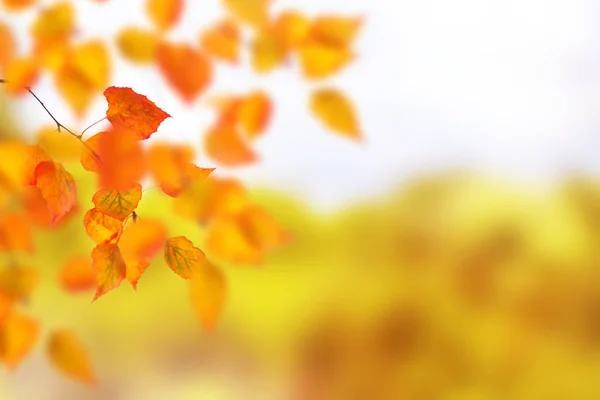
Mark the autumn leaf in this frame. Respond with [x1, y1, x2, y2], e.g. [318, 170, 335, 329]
[36, 126, 82, 162]
[273, 10, 310, 52]
[81, 129, 148, 190]
[189, 262, 227, 331]
[92, 184, 142, 221]
[147, 0, 183, 32]
[309, 16, 363, 48]
[91, 243, 126, 301]
[104, 87, 171, 140]
[237, 205, 292, 251]
[0, 312, 39, 370]
[0, 265, 38, 303]
[0, 22, 15, 72]
[33, 161, 77, 226]
[251, 29, 286, 73]
[22, 186, 78, 228]
[119, 218, 167, 289]
[206, 217, 262, 264]
[1, 0, 37, 12]
[156, 41, 213, 103]
[204, 123, 257, 167]
[148, 143, 214, 197]
[83, 208, 122, 245]
[310, 87, 361, 140]
[59, 255, 96, 293]
[116, 27, 159, 65]
[24, 144, 51, 185]
[200, 19, 241, 64]
[164, 236, 213, 279]
[0, 213, 34, 253]
[55, 40, 111, 117]
[174, 177, 248, 223]
[222, 0, 269, 29]
[4, 57, 39, 95]
[298, 42, 354, 80]
[30, 1, 75, 45]
[47, 330, 95, 385]
[237, 91, 272, 139]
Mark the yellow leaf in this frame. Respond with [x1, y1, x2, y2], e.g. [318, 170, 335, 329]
[251, 29, 286, 73]
[0, 265, 38, 303]
[36, 126, 82, 162]
[0, 312, 39, 369]
[273, 10, 310, 52]
[298, 42, 354, 80]
[4, 57, 39, 95]
[116, 27, 159, 65]
[47, 330, 95, 385]
[92, 184, 142, 221]
[310, 87, 361, 140]
[189, 263, 227, 331]
[164, 236, 212, 279]
[200, 19, 241, 64]
[206, 217, 262, 264]
[83, 209, 122, 245]
[222, 0, 270, 29]
[55, 41, 110, 117]
[146, 0, 183, 32]
[0, 22, 16, 72]
[309, 15, 363, 48]
[91, 243, 126, 301]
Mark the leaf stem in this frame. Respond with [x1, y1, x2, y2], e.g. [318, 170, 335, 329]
[80, 117, 107, 139]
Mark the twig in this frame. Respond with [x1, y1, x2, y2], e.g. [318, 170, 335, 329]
[80, 116, 107, 139]
[0, 79, 103, 164]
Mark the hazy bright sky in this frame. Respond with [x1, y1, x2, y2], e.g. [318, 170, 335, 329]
[4, 0, 600, 209]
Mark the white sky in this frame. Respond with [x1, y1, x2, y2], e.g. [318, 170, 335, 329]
[3, 0, 600, 210]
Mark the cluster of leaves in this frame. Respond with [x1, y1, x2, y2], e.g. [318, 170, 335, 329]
[0, 0, 365, 386]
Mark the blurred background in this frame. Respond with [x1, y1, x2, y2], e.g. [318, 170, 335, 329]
[2, 0, 600, 399]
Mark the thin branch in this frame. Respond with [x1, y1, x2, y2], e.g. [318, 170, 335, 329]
[0, 79, 103, 165]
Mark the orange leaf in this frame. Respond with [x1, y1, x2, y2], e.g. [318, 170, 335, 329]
[237, 91, 272, 139]
[200, 19, 241, 64]
[148, 143, 214, 197]
[91, 243, 126, 301]
[174, 177, 248, 223]
[204, 123, 257, 167]
[189, 262, 226, 331]
[33, 161, 77, 226]
[273, 10, 310, 52]
[119, 218, 167, 289]
[116, 27, 159, 65]
[206, 218, 262, 264]
[81, 129, 148, 190]
[104, 87, 170, 140]
[156, 41, 213, 103]
[22, 186, 78, 228]
[310, 87, 361, 140]
[24, 144, 51, 185]
[4, 57, 39, 95]
[146, 0, 183, 32]
[83, 208, 122, 245]
[59, 255, 96, 293]
[36, 126, 82, 162]
[0, 265, 38, 303]
[1, 0, 37, 12]
[164, 236, 212, 279]
[30, 2, 75, 61]
[250, 29, 286, 73]
[0, 213, 34, 253]
[222, 0, 269, 29]
[0, 22, 16, 72]
[92, 184, 142, 221]
[47, 330, 95, 385]
[238, 205, 292, 250]
[55, 40, 111, 117]
[0, 312, 39, 369]
[309, 15, 363, 48]
[298, 42, 354, 80]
